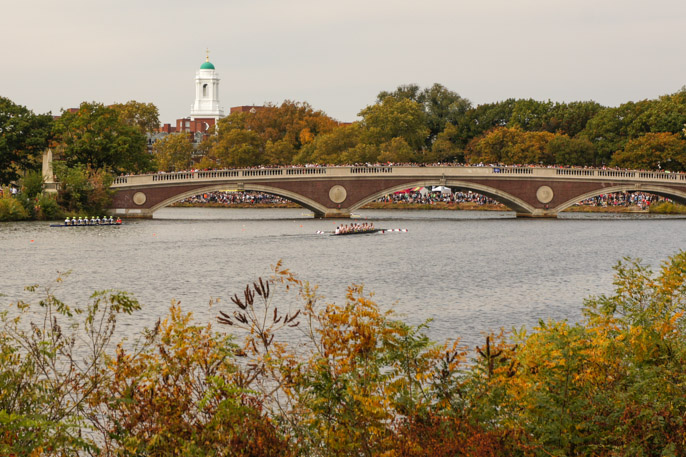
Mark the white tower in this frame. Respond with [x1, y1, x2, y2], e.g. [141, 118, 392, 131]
[190, 50, 224, 120]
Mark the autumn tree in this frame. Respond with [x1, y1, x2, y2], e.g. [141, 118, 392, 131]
[0, 96, 53, 185]
[153, 132, 194, 171]
[612, 132, 686, 171]
[211, 101, 340, 165]
[465, 127, 556, 165]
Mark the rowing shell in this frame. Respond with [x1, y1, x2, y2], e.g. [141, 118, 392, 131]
[50, 223, 123, 227]
[316, 229, 408, 236]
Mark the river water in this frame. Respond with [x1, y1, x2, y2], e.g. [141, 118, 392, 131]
[2, 208, 685, 349]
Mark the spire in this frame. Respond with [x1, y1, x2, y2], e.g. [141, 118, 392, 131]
[206, 48, 210, 62]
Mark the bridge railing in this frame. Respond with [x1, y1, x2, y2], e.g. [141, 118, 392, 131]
[286, 168, 327, 175]
[555, 169, 596, 177]
[638, 171, 683, 181]
[197, 170, 239, 179]
[110, 165, 686, 188]
[598, 170, 636, 178]
[350, 167, 393, 174]
[152, 172, 195, 182]
[494, 167, 533, 174]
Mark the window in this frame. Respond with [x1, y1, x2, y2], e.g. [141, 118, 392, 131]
[202, 84, 208, 97]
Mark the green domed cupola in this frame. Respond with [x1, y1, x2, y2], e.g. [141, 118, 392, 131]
[200, 49, 215, 70]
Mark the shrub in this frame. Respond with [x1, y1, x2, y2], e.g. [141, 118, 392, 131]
[0, 192, 29, 221]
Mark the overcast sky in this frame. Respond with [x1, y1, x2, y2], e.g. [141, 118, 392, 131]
[2, 0, 685, 123]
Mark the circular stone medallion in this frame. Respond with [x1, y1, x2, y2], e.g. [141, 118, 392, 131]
[536, 185, 554, 204]
[132, 191, 147, 206]
[328, 185, 347, 204]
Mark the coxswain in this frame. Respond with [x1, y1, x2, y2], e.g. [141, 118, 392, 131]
[116, 217, 122, 225]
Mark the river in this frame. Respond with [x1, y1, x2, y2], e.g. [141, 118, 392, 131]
[1, 208, 685, 349]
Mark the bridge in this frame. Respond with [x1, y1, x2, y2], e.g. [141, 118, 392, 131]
[109, 165, 686, 218]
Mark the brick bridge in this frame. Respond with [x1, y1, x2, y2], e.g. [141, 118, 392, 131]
[109, 165, 686, 218]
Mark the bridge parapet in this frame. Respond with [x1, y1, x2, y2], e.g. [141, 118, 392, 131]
[111, 166, 686, 189]
[109, 165, 686, 219]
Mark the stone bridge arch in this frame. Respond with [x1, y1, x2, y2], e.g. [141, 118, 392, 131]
[349, 180, 536, 214]
[552, 184, 686, 213]
[148, 183, 332, 216]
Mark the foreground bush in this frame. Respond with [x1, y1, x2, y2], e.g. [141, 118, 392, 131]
[1, 253, 686, 456]
[0, 190, 29, 221]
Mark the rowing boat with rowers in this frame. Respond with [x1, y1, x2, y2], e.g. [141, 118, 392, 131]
[316, 228, 408, 236]
[50, 222, 123, 228]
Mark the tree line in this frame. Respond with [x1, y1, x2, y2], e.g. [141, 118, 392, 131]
[2, 253, 686, 456]
[158, 84, 686, 172]
[3, 85, 686, 218]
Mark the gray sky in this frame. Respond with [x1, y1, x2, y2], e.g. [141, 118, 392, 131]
[2, 0, 685, 123]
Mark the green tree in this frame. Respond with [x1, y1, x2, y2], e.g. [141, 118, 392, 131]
[153, 133, 194, 171]
[509, 98, 554, 131]
[110, 100, 161, 135]
[211, 129, 265, 167]
[378, 137, 416, 163]
[453, 99, 517, 149]
[306, 123, 363, 164]
[429, 123, 466, 163]
[359, 97, 429, 151]
[378, 83, 472, 144]
[0, 96, 53, 185]
[53, 102, 153, 173]
[547, 135, 597, 166]
[544, 101, 604, 137]
[53, 162, 114, 215]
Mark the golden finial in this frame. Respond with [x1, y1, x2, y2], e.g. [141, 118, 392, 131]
[205, 48, 210, 62]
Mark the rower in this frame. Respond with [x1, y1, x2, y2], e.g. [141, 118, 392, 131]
[64, 217, 70, 225]
[78, 217, 83, 225]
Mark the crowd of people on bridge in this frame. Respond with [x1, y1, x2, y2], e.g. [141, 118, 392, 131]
[178, 191, 293, 206]
[575, 192, 665, 209]
[375, 189, 500, 206]
[119, 162, 686, 177]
